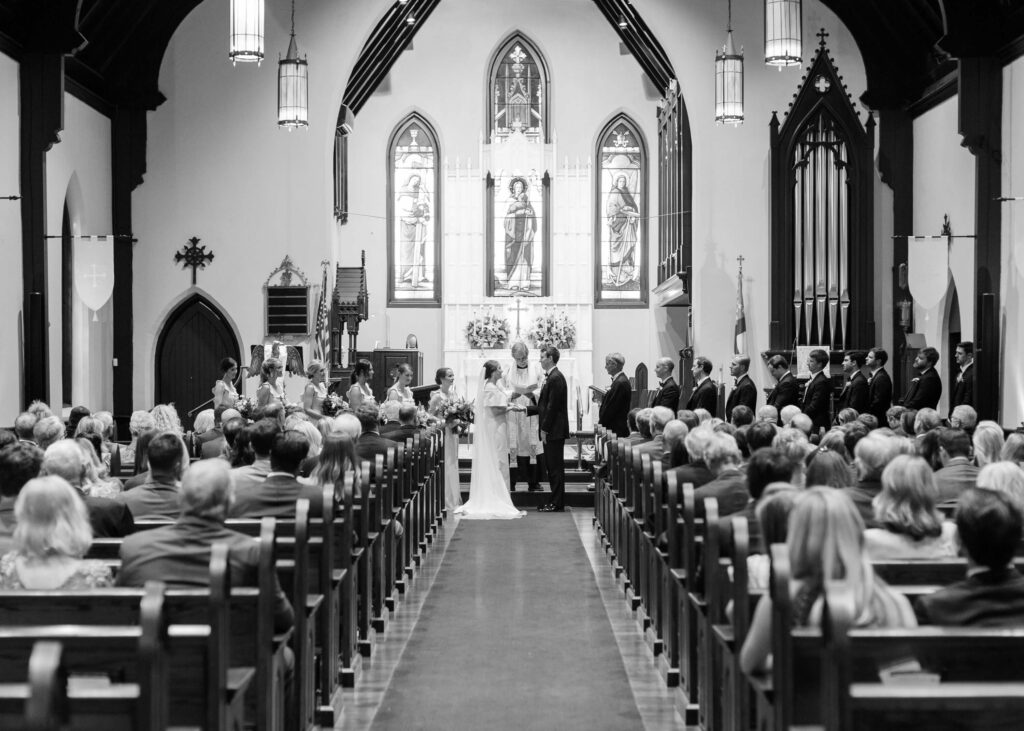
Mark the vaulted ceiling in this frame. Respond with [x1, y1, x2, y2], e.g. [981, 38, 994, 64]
[0, 0, 1023, 114]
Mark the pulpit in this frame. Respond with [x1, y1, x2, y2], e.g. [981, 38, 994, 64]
[328, 253, 369, 389]
[355, 349, 424, 402]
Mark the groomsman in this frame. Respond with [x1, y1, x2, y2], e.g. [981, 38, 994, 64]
[652, 357, 681, 410]
[686, 357, 718, 416]
[532, 345, 569, 512]
[951, 341, 975, 414]
[725, 355, 757, 419]
[597, 352, 631, 437]
[836, 350, 869, 417]
[766, 355, 799, 417]
[801, 349, 832, 435]
[866, 347, 892, 426]
[903, 346, 942, 410]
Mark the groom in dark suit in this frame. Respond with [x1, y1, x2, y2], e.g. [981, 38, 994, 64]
[531, 345, 569, 512]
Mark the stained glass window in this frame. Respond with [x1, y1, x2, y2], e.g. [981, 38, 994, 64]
[596, 116, 648, 306]
[387, 114, 440, 307]
[488, 35, 548, 142]
[486, 172, 549, 297]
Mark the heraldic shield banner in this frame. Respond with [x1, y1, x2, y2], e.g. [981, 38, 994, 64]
[73, 235, 115, 318]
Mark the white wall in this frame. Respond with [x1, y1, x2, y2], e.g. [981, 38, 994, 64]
[1002, 57, 1024, 428]
[134, 0, 868, 403]
[0, 52, 23, 425]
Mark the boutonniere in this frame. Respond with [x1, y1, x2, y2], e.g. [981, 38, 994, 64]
[912, 377, 921, 383]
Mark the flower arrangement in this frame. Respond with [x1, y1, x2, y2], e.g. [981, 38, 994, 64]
[442, 396, 475, 436]
[321, 393, 347, 417]
[235, 396, 258, 420]
[526, 308, 577, 349]
[464, 309, 511, 349]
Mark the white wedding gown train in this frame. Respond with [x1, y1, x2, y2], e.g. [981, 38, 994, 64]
[455, 382, 525, 520]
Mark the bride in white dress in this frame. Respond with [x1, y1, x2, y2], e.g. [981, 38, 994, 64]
[455, 361, 527, 520]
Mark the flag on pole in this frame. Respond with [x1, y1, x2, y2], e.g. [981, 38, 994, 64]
[734, 264, 746, 354]
[313, 263, 331, 363]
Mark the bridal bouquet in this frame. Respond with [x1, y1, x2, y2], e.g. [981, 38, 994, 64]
[526, 309, 577, 349]
[235, 396, 258, 420]
[464, 309, 511, 349]
[442, 396, 475, 436]
[321, 393, 347, 417]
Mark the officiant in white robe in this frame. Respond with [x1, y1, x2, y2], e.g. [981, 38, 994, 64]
[505, 342, 544, 491]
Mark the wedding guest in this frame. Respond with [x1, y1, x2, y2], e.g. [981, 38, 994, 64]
[302, 360, 328, 421]
[379, 401, 402, 436]
[13, 412, 37, 443]
[386, 363, 415, 404]
[843, 433, 912, 527]
[1002, 433, 1024, 465]
[310, 433, 361, 502]
[255, 358, 286, 411]
[288, 419, 322, 477]
[506, 342, 544, 493]
[636, 407, 673, 462]
[694, 432, 749, 516]
[933, 428, 979, 502]
[686, 356, 717, 416]
[331, 413, 362, 441]
[886, 405, 907, 432]
[976, 462, 1024, 518]
[742, 447, 799, 554]
[198, 407, 230, 460]
[115, 432, 184, 520]
[226, 421, 254, 468]
[33, 416, 65, 451]
[624, 408, 645, 445]
[662, 420, 689, 470]
[76, 438, 122, 499]
[726, 355, 757, 415]
[230, 431, 320, 518]
[804, 448, 855, 489]
[27, 401, 53, 420]
[40, 441, 134, 537]
[800, 348, 832, 435]
[915, 488, 1024, 627]
[212, 357, 240, 409]
[866, 348, 893, 426]
[0, 443, 44, 553]
[747, 488, 801, 589]
[899, 410, 918, 438]
[355, 404, 398, 477]
[974, 421, 1006, 468]
[665, 426, 715, 488]
[221, 416, 246, 462]
[835, 350, 869, 417]
[836, 408, 859, 426]
[66, 405, 91, 438]
[816, 429, 851, 462]
[124, 430, 155, 488]
[597, 352, 631, 437]
[903, 347, 942, 410]
[120, 410, 156, 469]
[231, 419, 279, 492]
[652, 357, 681, 410]
[677, 409, 700, 430]
[790, 414, 814, 439]
[346, 359, 376, 410]
[856, 414, 879, 431]
[950, 341, 975, 413]
[914, 408, 942, 436]
[746, 420, 777, 453]
[739, 488, 916, 674]
[191, 409, 216, 457]
[634, 408, 654, 443]
[0, 476, 114, 590]
[755, 405, 779, 425]
[950, 404, 978, 436]
[765, 355, 799, 416]
[730, 405, 754, 429]
[383, 405, 422, 445]
[779, 405, 801, 427]
[865, 454, 957, 559]
[151, 403, 184, 437]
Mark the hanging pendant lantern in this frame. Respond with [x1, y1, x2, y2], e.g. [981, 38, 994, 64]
[715, 30, 744, 125]
[764, 0, 801, 67]
[230, 0, 264, 65]
[278, 0, 308, 129]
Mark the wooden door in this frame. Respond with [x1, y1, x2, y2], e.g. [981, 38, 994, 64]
[155, 294, 241, 430]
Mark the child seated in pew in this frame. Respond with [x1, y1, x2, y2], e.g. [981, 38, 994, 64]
[915, 488, 1024, 627]
[0, 476, 113, 590]
[739, 488, 916, 675]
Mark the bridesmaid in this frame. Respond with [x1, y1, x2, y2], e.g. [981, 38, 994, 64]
[429, 367, 462, 513]
[386, 362, 416, 404]
[255, 357, 285, 410]
[346, 359, 376, 410]
[212, 357, 240, 409]
[302, 360, 328, 420]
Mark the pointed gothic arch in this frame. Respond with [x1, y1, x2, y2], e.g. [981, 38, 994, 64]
[386, 111, 442, 307]
[487, 32, 551, 142]
[594, 112, 649, 307]
[769, 37, 875, 351]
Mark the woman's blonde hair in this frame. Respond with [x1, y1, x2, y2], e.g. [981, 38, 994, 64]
[973, 421, 1006, 467]
[261, 357, 283, 384]
[305, 360, 325, 379]
[13, 476, 93, 560]
[150, 404, 183, 437]
[874, 454, 943, 540]
[977, 461, 1024, 517]
[312, 433, 360, 501]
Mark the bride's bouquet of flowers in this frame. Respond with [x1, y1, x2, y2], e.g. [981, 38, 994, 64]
[526, 308, 577, 349]
[465, 309, 511, 349]
[235, 396, 258, 421]
[321, 393, 347, 417]
[442, 396, 475, 436]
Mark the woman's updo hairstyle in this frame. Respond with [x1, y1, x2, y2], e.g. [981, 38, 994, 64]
[350, 359, 372, 384]
[261, 357, 282, 383]
[484, 360, 501, 380]
[435, 367, 452, 385]
[220, 357, 238, 375]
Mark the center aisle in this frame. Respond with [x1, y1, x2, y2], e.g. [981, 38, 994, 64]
[367, 513, 649, 730]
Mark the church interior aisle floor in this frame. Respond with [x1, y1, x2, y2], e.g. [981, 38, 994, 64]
[339, 511, 684, 730]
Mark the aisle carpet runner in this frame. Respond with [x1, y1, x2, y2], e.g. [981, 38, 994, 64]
[371, 514, 644, 730]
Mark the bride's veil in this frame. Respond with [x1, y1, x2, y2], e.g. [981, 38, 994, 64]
[469, 366, 489, 467]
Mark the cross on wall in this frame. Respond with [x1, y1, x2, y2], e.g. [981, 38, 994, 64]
[508, 296, 530, 338]
[174, 236, 215, 285]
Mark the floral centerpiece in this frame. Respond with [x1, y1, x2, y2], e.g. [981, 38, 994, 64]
[442, 396, 475, 436]
[465, 309, 511, 349]
[526, 308, 577, 349]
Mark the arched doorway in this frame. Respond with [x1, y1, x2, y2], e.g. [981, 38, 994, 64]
[155, 294, 241, 430]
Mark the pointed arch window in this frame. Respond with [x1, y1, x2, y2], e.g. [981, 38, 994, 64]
[387, 113, 441, 307]
[595, 115, 648, 307]
[488, 34, 549, 142]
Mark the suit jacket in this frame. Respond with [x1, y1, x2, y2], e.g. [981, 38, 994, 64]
[200, 435, 226, 460]
[231, 458, 272, 493]
[664, 461, 714, 490]
[694, 468, 751, 517]
[228, 473, 323, 519]
[114, 477, 180, 520]
[836, 371, 869, 416]
[686, 378, 718, 417]
[77, 491, 134, 537]
[356, 432, 400, 475]
[902, 367, 942, 410]
[533, 367, 569, 441]
[766, 372, 799, 413]
[634, 435, 665, 461]
[915, 568, 1024, 627]
[651, 377, 681, 411]
[840, 480, 882, 528]
[933, 458, 979, 502]
[951, 362, 974, 411]
[725, 375, 757, 418]
[123, 470, 150, 490]
[599, 372, 631, 438]
[116, 515, 294, 633]
[867, 368, 893, 426]
[801, 371, 832, 435]
[381, 424, 422, 444]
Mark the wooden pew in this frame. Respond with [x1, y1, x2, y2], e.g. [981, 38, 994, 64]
[0, 548, 251, 731]
[0, 590, 167, 731]
[821, 580, 1024, 731]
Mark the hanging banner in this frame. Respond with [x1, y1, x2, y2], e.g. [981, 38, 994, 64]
[947, 237, 975, 339]
[73, 235, 115, 313]
[906, 236, 947, 309]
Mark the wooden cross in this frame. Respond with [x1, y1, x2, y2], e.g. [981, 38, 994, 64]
[83, 264, 107, 288]
[816, 28, 829, 48]
[508, 296, 529, 337]
[174, 236, 215, 285]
